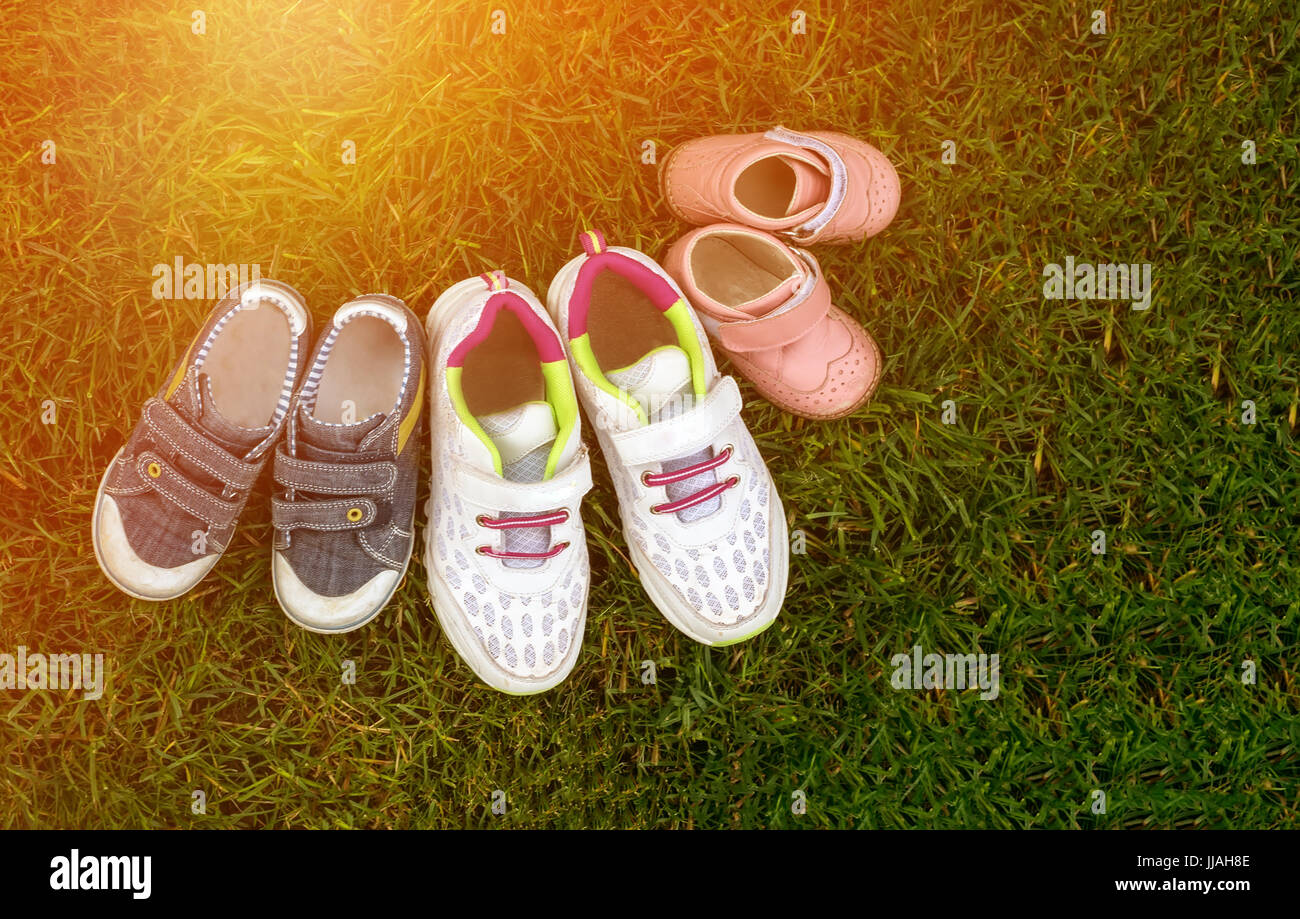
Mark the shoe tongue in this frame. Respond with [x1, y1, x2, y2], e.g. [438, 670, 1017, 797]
[477, 401, 558, 483]
[296, 401, 387, 457]
[778, 153, 831, 216]
[172, 371, 271, 456]
[476, 401, 560, 570]
[606, 346, 720, 523]
[606, 346, 693, 423]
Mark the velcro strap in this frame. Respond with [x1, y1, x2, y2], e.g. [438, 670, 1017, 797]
[765, 126, 847, 243]
[271, 496, 378, 532]
[273, 449, 397, 495]
[143, 398, 261, 489]
[137, 451, 241, 530]
[608, 376, 741, 467]
[449, 447, 593, 514]
[717, 270, 831, 354]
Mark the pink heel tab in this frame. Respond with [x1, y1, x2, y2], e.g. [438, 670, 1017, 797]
[566, 238, 683, 338]
[447, 288, 565, 368]
[578, 228, 607, 256]
[478, 270, 509, 292]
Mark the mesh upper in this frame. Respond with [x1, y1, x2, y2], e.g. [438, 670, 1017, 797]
[428, 443, 587, 678]
[625, 433, 775, 627]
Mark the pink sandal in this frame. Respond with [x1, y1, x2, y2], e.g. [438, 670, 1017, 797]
[663, 224, 882, 420]
[660, 126, 900, 245]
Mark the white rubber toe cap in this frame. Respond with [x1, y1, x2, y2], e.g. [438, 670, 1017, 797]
[273, 552, 397, 634]
[93, 494, 219, 601]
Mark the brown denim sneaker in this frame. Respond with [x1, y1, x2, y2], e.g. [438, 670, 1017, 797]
[271, 295, 425, 633]
[92, 280, 312, 600]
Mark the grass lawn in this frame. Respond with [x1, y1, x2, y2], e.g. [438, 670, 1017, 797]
[0, 0, 1296, 828]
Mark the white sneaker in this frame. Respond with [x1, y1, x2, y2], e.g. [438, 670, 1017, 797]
[424, 272, 593, 694]
[546, 230, 788, 645]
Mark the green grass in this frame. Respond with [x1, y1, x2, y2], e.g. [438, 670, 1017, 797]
[1, 0, 1297, 828]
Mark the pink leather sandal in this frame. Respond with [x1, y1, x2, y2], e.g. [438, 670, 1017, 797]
[663, 224, 883, 420]
[659, 126, 900, 245]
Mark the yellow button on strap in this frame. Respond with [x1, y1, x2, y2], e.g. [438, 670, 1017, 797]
[146, 462, 162, 479]
[346, 507, 363, 522]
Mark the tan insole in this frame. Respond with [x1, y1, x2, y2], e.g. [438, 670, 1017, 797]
[204, 305, 291, 428]
[735, 156, 796, 219]
[691, 237, 787, 308]
[461, 309, 545, 417]
[587, 272, 679, 373]
[314, 317, 404, 423]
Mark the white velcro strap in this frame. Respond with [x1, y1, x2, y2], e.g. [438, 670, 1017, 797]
[449, 447, 593, 513]
[765, 126, 848, 242]
[608, 376, 742, 467]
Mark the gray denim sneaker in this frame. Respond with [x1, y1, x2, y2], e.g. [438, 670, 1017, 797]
[92, 280, 312, 601]
[271, 295, 425, 633]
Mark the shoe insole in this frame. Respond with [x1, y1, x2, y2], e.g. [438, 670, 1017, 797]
[735, 156, 796, 219]
[691, 236, 789, 308]
[314, 316, 404, 423]
[461, 308, 546, 417]
[204, 304, 291, 428]
[587, 271, 679, 372]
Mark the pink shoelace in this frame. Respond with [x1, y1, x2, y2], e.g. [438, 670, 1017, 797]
[642, 446, 738, 515]
[475, 509, 570, 560]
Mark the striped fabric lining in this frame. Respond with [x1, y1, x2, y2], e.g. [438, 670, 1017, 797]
[296, 305, 412, 432]
[250, 333, 299, 460]
[190, 292, 302, 461]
